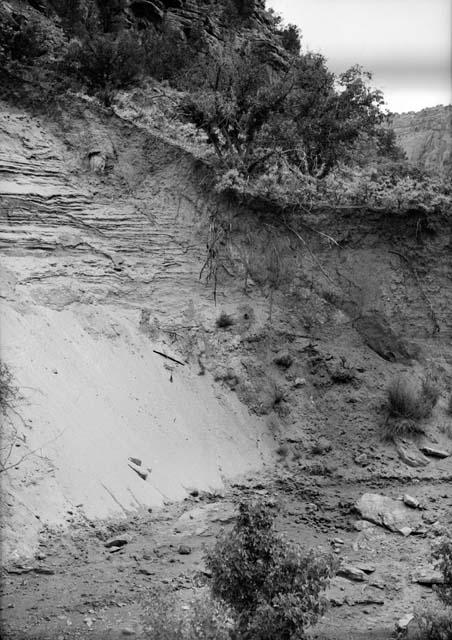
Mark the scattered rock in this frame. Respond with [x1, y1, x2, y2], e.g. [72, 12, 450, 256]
[122, 628, 136, 636]
[293, 377, 306, 388]
[354, 453, 368, 466]
[369, 578, 385, 589]
[176, 502, 236, 533]
[104, 534, 131, 549]
[422, 512, 438, 525]
[403, 494, 420, 509]
[34, 566, 55, 575]
[128, 460, 148, 480]
[355, 563, 376, 574]
[311, 437, 332, 455]
[396, 613, 415, 631]
[138, 566, 153, 576]
[412, 569, 443, 585]
[394, 438, 430, 467]
[338, 563, 367, 581]
[355, 493, 423, 534]
[6, 564, 34, 574]
[353, 520, 375, 532]
[420, 445, 450, 458]
[177, 545, 191, 555]
[128, 457, 142, 466]
[349, 595, 385, 606]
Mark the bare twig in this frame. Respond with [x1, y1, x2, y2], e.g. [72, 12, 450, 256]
[152, 350, 185, 367]
[0, 429, 65, 474]
[278, 221, 337, 287]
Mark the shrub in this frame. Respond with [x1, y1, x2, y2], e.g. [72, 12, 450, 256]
[412, 539, 452, 639]
[62, 30, 143, 102]
[205, 500, 336, 640]
[0, 12, 49, 68]
[384, 374, 439, 437]
[143, 23, 206, 84]
[0, 361, 17, 414]
[143, 592, 232, 640]
[216, 312, 234, 328]
[413, 606, 452, 640]
[434, 537, 452, 607]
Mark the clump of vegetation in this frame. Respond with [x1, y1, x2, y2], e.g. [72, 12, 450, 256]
[144, 591, 232, 640]
[216, 311, 234, 329]
[61, 30, 145, 104]
[412, 537, 452, 639]
[384, 374, 439, 437]
[447, 392, 452, 416]
[273, 352, 293, 369]
[0, 9, 50, 75]
[0, 361, 17, 414]
[205, 500, 336, 640]
[413, 607, 452, 640]
[434, 537, 452, 607]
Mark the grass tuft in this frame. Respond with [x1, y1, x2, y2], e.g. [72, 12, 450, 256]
[384, 374, 439, 438]
[215, 312, 234, 329]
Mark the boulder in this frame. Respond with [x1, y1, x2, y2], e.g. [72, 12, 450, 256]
[337, 564, 367, 581]
[177, 544, 191, 555]
[395, 438, 430, 467]
[420, 445, 450, 458]
[104, 534, 131, 549]
[396, 613, 415, 631]
[355, 493, 423, 534]
[403, 494, 420, 509]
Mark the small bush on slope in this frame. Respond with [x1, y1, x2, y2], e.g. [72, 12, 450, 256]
[205, 500, 336, 640]
[384, 374, 440, 438]
[61, 30, 144, 103]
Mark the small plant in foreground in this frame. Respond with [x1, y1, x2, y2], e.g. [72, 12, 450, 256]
[412, 606, 452, 640]
[205, 500, 336, 640]
[433, 537, 452, 607]
[384, 374, 439, 438]
[412, 537, 452, 639]
[216, 311, 234, 329]
[144, 591, 231, 640]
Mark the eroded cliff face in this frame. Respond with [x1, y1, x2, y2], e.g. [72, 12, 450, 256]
[392, 105, 452, 176]
[1, 94, 451, 565]
[0, 101, 277, 559]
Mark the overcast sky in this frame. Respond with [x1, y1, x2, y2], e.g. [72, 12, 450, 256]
[267, 0, 451, 113]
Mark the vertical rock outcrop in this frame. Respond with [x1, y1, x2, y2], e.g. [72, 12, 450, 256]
[392, 105, 452, 177]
